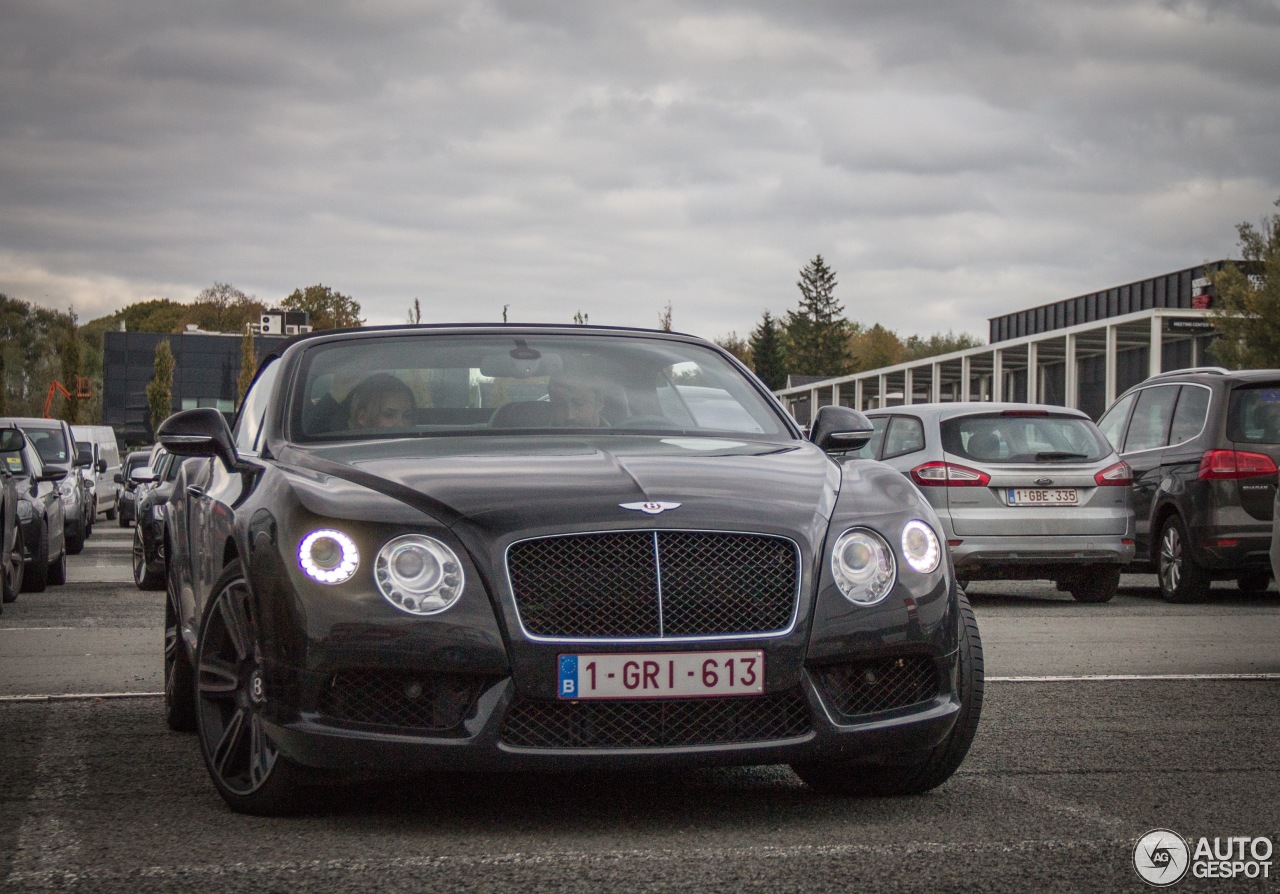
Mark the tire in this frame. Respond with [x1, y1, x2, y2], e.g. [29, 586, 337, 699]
[164, 565, 197, 732]
[791, 589, 984, 796]
[48, 547, 67, 586]
[1157, 515, 1211, 604]
[106, 505, 117, 521]
[195, 561, 319, 815]
[3, 526, 22, 604]
[1066, 565, 1120, 603]
[133, 523, 164, 591]
[118, 509, 129, 528]
[22, 517, 49, 594]
[65, 518, 85, 556]
[1237, 572, 1271, 594]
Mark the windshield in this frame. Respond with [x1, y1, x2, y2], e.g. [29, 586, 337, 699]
[23, 425, 69, 466]
[291, 333, 791, 443]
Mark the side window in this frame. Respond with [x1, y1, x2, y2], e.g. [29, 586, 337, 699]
[883, 416, 926, 459]
[1096, 392, 1135, 451]
[1123, 385, 1180, 453]
[847, 416, 889, 459]
[1168, 385, 1211, 446]
[234, 359, 282, 455]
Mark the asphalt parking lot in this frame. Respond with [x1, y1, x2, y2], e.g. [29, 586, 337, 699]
[1, 526, 1277, 892]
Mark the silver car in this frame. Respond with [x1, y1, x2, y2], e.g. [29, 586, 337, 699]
[852, 402, 1136, 602]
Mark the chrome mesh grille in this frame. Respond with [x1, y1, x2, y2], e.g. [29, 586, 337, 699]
[812, 657, 940, 718]
[500, 690, 811, 748]
[507, 531, 799, 639]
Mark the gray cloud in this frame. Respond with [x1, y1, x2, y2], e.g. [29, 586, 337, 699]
[1, 0, 1277, 341]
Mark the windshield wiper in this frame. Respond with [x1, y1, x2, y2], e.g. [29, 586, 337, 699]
[1034, 451, 1090, 461]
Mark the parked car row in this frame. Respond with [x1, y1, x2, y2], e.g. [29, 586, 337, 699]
[846, 365, 1280, 604]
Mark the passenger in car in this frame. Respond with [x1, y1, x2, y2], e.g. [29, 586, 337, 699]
[548, 372, 609, 428]
[348, 374, 416, 430]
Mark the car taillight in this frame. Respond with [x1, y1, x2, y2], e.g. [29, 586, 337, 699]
[1094, 461, 1133, 486]
[1198, 449, 1279, 480]
[910, 461, 991, 487]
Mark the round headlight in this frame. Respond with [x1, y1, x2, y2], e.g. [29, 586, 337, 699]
[901, 520, 941, 574]
[299, 529, 359, 585]
[376, 534, 465, 615]
[830, 528, 895, 605]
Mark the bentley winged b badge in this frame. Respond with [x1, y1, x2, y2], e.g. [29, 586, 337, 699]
[620, 501, 682, 515]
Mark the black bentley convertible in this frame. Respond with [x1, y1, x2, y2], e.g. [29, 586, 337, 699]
[158, 324, 982, 814]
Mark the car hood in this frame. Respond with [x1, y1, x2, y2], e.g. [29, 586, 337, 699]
[282, 434, 840, 543]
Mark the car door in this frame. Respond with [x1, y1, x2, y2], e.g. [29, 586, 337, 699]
[1111, 384, 1181, 552]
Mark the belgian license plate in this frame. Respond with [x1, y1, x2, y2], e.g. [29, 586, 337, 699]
[1008, 487, 1078, 505]
[558, 650, 764, 700]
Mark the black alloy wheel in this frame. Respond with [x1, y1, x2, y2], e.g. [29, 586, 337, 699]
[791, 588, 985, 796]
[195, 561, 314, 815]
[1158, 515, 1210, 604]
[164, 562, 196, 732]
[133, 522, 164, 590]
[2, 526, 22, 604]
[22, 516, 49, 594]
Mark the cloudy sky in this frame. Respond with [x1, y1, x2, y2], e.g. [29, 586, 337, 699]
[2, 1, 1278, 344]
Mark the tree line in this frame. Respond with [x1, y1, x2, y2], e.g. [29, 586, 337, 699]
[711, 255, 985, 391]
[6, 195, 1280, 430]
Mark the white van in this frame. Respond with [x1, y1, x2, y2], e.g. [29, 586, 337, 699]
[72, 424, 123, 520]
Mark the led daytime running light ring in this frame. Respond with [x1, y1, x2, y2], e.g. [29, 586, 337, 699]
[299, 529, 359, 585]
[901, 520, 942, 574]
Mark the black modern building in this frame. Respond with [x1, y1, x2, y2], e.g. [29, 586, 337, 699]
[103, 327, 288, 445]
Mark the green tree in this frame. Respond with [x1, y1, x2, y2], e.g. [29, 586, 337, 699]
[407, 298, 422, 324]
[573, 311, 589, 325]
[903, 330, 985, 361]
[237, 328, 257, 409]
[146, 339, 174, 435]
[282, 284, 364, 330]
[1209, 197, 1280, 369]
[190, 282, 263, 334]
[849, 323, 905, 372]
[748, 311, 788, 390]
[714, 332, 751, 365]
[659, 302, 673, 332]
[57, 311, 83, 424]
[785, 255, 855, 376]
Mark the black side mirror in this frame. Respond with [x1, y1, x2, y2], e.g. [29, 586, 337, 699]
[0, 430, 23, 452]
[157, 407, 240, 470]
[810, 405, 876, 452]
[96, 458, 107, 474]
[38, 469, 68, 483]
[73, 454, 91, 468]
[114, 472, 124, 484]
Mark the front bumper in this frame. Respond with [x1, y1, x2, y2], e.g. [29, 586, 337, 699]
[265, 653, 962, 773]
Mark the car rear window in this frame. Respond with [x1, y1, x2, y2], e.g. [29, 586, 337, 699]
[941, 412, 1111, 464]
[1226, 384, 1280, 444]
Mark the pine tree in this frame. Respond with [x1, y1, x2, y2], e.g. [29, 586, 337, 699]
[237, 327, 257, 410]
[785, 255, 854, 376]
[749, 311, 788, 390]
[146, 339, 174, 436]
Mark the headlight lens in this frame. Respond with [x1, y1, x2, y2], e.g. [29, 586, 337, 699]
[376, 534, 465, 615]
[58, 478, 75, 501]
[298, 529, 359, 585]
[901, 520, 941, 574]
[16, 500, 32, 520]
[830, 528, 895, 605]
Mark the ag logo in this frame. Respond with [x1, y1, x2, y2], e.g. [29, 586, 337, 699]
[620, 501, 681, 515]
[1133, 828, 1190, 886]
